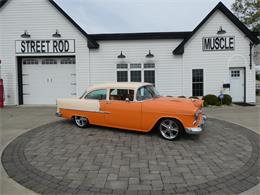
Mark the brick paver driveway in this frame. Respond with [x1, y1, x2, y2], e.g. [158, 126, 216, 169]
[1, 118, 260, 195]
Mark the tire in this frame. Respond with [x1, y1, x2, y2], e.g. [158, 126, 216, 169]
[158, 118, 181, 140]
[74, 116, 88, 128]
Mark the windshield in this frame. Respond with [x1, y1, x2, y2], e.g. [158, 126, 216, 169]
[136, 85, 160, 101]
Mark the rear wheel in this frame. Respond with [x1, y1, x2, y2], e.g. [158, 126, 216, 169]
[74, 116, 88, 128]
[158, 118, 181, 140]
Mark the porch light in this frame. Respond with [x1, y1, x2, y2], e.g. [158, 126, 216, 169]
[217, 26, 226, 34]
[146, 50, 154, 58]
[52, 30, 61, 38]
[117, 51, 126, 58]
[21, 30, 31, 38]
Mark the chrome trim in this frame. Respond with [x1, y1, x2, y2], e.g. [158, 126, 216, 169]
[56, 109, 111, 115]
[185, 114, 206, 134]
[100, 111, 111, 114]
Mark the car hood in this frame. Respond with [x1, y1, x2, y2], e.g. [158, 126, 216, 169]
[148, 96, 203, 114]
[160, 97, 203, 108]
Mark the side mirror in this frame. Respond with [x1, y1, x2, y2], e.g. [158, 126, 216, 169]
[125, 98, 130, 102]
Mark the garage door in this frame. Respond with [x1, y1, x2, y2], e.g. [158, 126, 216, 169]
[22, 58, 76, 105]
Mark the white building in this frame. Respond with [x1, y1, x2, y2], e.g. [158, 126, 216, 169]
[0, 0, 259, 105]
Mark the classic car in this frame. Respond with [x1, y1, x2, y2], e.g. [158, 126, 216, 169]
[56, 83, 206, 140]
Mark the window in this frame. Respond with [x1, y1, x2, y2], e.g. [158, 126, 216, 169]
[117, 64, 128, 69]
[61, 58, 76, 64]
[231, 70, 240, 77]
[22, 59, 38, 65]
[116, 63, 155, 85]
[144, 70, 155, 85]
[42, 59, 57, 64]
[85, 89, 107, 100]
[144, 63, 155, 69]
[131, 71, 141, 82]
[192, 69, 203, 96]
[117, 71, 128, 82]
[109, 89, 134, 101]
[116, 64, 128, 82]
[130, 64, 141, 69]
[136, 85, 160, 101]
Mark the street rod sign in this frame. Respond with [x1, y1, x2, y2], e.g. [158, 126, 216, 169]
[15, 39, 75, 54]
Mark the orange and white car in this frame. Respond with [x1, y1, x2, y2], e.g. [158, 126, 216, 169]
[56, 83, 206, 140]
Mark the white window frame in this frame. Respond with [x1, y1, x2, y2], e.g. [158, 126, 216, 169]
[116, 63, 155, 84]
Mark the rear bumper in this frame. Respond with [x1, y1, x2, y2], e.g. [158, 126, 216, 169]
[185, 115, 207, 134]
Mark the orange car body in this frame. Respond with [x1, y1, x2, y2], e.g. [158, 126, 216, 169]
[56, 83, 205, 134]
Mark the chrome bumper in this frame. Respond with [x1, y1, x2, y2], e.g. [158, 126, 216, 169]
[185, 115, 207, 134]
[55, 112, 62, 117]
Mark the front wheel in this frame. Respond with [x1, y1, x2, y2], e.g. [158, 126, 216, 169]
[158, 118, 181, 140]
[74, 116, 88, 128]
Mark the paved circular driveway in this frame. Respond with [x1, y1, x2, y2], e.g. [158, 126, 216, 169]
[1, 118, 260, 195]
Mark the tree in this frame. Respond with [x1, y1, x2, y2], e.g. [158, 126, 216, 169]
[231, 0, 260, 32]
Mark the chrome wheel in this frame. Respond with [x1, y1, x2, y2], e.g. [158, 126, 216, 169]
[159, 119, 180, 140]
[74, 116, 88, 128]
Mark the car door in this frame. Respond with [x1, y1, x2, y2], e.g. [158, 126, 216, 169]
[84, 89, 107, 125]
[103, 88, 142, 130]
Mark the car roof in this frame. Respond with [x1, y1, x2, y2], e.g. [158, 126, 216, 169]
[87, 82, 152, 91]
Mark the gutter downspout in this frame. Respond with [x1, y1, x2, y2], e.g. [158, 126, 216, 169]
[249, 42, 254, 70]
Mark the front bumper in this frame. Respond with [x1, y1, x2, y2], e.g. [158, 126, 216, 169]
[185, 115, 207, 134]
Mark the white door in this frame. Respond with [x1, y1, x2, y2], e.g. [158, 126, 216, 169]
[229, 68, 244, 102]
[22, 58, 76, 105]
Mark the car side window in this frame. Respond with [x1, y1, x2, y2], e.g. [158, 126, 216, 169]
[136, 86, 153, 101]
[109, 89, 134, 101]
[85, 89, 107, 100]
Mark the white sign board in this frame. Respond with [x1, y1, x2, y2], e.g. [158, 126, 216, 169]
[202, 36, 235, 51]
[15, 39, 75, 54]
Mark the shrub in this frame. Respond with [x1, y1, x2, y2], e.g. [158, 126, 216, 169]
[202, 94, 219, 105]
[178, 96, 186, 98]
[221, 94, 232, 105]
[216, 101, 222, 106]
[203, 101, 208, 107]
[189, 96, 199, 99]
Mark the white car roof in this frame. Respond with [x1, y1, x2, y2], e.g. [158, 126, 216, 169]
[87, 82, 151, 91]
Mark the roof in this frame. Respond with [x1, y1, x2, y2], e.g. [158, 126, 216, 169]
[87, 82, 151, 91]
[173, 2, 259, 55]
[1, 1, 259, 51]
[88, 32, 191, 41]
[0, 0, 99, 49]
[0, 0, 7, 7]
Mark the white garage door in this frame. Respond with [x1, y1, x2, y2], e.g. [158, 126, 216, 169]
[22, 58, 76, 105]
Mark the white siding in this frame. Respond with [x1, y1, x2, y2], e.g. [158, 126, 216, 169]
[90, 39, 183, 96]
[0, 1, 256, 105]
[182, 10, 256, 103]
[0, 0, 90, 105]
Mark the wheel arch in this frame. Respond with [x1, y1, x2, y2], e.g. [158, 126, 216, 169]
[151, 116, 185, 132]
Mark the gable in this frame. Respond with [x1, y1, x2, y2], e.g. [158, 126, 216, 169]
[0, 0, 99, 48]
[173, 2, 259, 55]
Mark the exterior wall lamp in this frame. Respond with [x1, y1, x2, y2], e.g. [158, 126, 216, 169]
[146, 50, 154, 58]
[21, 30, 31, 38]
[52, 30, 61, 38]
[217, 26, 226, 34]
[118, 51, 126, 58]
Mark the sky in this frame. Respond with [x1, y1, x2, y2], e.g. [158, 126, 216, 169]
[55, 0, 234, 34]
